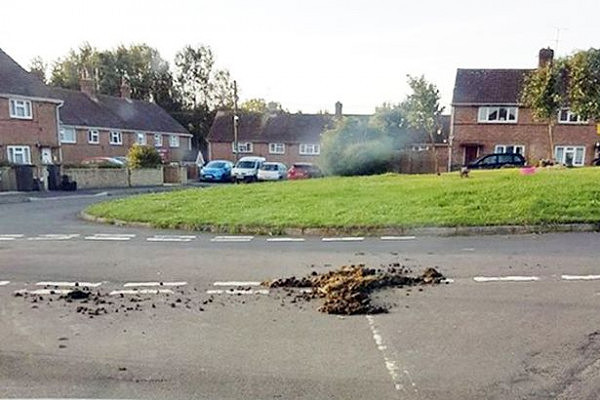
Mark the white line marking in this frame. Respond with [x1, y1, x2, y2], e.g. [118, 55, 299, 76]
[123, 281, 187, 288]
[85, 233, 135, 241]
[461, 248, 476, 252]
[213, 281, 262, 287]
[266, 238, 306, 242]
[28, 234, 80, 241]
[441, 278, 455, 284]
[473, 276, 540, 282]
[0, 234, 24, 241]
[380, 236, 416, 241]
[211, 236, 254, 242]
[36, 281, 102, 288]
[322, 237, 365, 242]
[16, 289, 73, 295]
[147, 235, 196, 242]
[0, 281, 10, 286]
[562, 275, 600, 281]
[28, 192, 109, 201]
[206, 289, 269, 295]
[109, 289, 174, 295]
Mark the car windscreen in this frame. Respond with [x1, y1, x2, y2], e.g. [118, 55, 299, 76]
[206, 161, 226, 168]
[261, 164, 278, 171]
[236, 161, 256, 168]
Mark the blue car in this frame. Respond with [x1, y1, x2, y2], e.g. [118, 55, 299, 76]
[200, 160, 234, 182]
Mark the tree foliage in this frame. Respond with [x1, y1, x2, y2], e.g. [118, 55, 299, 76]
[568, 49, 600, 120]
[127, 145, 163, 169]
[28, 56, 47, 83]
[240, 98, 268, 113]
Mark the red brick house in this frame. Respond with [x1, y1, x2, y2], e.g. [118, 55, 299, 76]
[450, 49, 600, 169]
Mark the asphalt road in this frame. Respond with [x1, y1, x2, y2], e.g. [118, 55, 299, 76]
[2, 195, 600, 399]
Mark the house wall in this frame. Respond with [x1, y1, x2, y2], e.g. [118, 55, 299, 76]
[209, 141, 320, 166]
[451, 106, 600, 167]
[0, 97, 60, 165]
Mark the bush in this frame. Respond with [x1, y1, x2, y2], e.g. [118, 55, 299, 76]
[127, 145, 162, 169]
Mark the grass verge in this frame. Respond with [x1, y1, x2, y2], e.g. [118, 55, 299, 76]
[85, 168, 600, 234]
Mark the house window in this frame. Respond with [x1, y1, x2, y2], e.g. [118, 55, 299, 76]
[88, 129, 99, 144]
[232, 142, 253, 153]
[110, 131, 122, 145]
[555, 146, 585, 167]
[478, 106, 518, 123]
[269, 143, 285, 154]
[494, 145, 524, 155]
[299, 143, 320, 155]
[136, 132, 146, 145]
[411, 145, 430, 152]
[154, 134, 162, 147]
[9, 99, 32, 119]
[558, 109, 587, 124]
[169, 135, 180, 148]
[188, 138, 192, 151]
[7, 146, 31, 165]
[60, 126, 76, 144]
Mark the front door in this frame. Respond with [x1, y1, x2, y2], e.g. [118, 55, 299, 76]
[41, 148, 52, 164]
[464, 145, 479, 165]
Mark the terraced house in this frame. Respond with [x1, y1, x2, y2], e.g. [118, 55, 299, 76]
[0, 47, 192, 190]
[450, 48, 600, 169]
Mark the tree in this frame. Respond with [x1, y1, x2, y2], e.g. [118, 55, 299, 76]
[240, 98, 268, 113]
[401, 75, 444, 173]
[28, 56, 47, 83]
[568, 49, 600, 121]
[50, 42, 98, 90]
[127, 145, 163, 168]
[521, 58, 569, 159]
[369, 103, 408, 147]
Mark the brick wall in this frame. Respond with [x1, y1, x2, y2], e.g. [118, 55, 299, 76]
[451, 106, 600, 167]
[209, 141, 320, 167]
[0, 97, 59, 165]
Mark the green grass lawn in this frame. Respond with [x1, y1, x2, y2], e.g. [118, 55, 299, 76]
[86, 168, 600, 233]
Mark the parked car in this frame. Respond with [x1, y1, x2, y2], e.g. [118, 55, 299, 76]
[81, 156, 127, 167]
[231, 156, 266, 183]
[257, 162, 287, 181]
[287, 162, 323, 179]
[200, 160, 234, 182]
[467, 153, 526, 169]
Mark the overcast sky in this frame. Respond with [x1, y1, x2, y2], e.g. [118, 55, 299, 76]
[2, 0, 600, 114]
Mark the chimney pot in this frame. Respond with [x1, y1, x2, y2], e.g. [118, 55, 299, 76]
[335, 101, 342, 118]
[79, 69, 96, 98]
[539, 48, 554, 68]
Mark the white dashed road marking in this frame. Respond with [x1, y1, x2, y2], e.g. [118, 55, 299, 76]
[123, 281, 187, 287]
[36, 281, 102, 288]
[266, 237, 306, 242]
[0, 281, 10, 286]
[322, 237, 365, 242]
[473, 276, 540, 282]
[211, 236, 254, 242]
[562, 275, 600, 281]
[85, 234, 136, 241]
[110, 289, 174, 295]
[28, 234, 80, 241]
[213, 281, 262, 287]
[206, 289, 269, 295]
[380, 236, 416, 241]
[0, 234, 24, 241]
[147, 235, 196, 242]
[16, 289, 73, 295]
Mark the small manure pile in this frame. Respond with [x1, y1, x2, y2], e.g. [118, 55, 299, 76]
[264, 264, 445, 315]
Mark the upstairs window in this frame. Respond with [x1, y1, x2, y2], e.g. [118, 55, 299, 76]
[299, 143, 320, 155]
[136, 132, 147, 145]
[154, 133, 162, 147]
[9, 99, 32, 119]
[269, 143, 285, 154]
[169, 135, 180, 148]
[558, 109, 587, 124]
[232, 142, 253, 153]
[109, 131, 122, 145]
[478, 106, 518, 123]
[88, 129, 99, 144]
[60, 126, 76, 144]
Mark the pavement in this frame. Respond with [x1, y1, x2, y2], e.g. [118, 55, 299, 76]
[1, 196, 600, 399]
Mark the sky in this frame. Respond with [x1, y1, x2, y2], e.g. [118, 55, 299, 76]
[2, 0, 600, 114]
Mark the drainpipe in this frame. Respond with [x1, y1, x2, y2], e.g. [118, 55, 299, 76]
[55, 101, 64, 165]
[447, 106, 455, 172]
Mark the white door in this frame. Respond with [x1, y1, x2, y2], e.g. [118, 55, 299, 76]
[41, 148, 52, 164]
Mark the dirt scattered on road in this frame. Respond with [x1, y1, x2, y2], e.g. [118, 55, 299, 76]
[263, 264, 446, 315]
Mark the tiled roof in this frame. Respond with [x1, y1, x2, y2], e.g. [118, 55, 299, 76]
[452, 69, 532, 105]
[49, 87, 189, 135]
[0, 48, 58, 100]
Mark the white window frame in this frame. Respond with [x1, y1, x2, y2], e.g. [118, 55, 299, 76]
[232, 142, 253, 153]
[299, 143, 320, 155]
[109, 130, 122, 145]
[7, 145, 31, 165]
[88, 129, 100, 144]
[59, 126, 77, 144]
[154, 133, 162, 147]
[188, 137, 192, 151]
[478, 106, 518, 123]
[136, 132, 147, 145]
[9, 99, 32, 120]
[169, 135, 180, 148]
[555, 146, 585, 167]
[494, 144, 525, 155]
[269, 143, 285, 154]
[558, 109, 588, 124]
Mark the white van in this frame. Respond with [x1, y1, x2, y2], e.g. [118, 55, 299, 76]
[231, 156, 266, 183]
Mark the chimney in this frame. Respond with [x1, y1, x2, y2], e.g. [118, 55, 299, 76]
[335, 101, 343, 118]
[79, 68, 96, 98]
[538, 48, 554, 68]
[120, 77, 131, 99]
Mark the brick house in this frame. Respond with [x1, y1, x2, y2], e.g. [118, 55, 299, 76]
[0, 48, 62, 169]
[450, 48, 600, 169]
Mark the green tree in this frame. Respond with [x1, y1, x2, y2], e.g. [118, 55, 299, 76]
[127, 145, 163, 169]
[401, 75, 444, 173]
[240, 98, 268, 113]
[568, 49, 600, 121]
[28, 56, 47, 83]
[369, 102, 408, 147]
[50, 42, 98, 90]
[521, 57, 569, 159]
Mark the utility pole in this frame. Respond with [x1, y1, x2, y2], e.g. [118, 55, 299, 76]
[233, 80, 239, 163]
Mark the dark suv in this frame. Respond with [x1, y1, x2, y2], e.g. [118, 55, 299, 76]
[467, 153, 526, 169]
